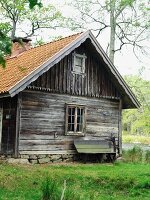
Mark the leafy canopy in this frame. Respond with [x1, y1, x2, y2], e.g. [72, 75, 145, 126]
[123, 75, 150, 136]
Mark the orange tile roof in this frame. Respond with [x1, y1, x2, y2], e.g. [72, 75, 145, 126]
[0, 32, 82, 94]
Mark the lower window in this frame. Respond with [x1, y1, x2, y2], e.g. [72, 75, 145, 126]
[65, 104, 86, 135]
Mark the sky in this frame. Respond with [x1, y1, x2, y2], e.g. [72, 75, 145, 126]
[44, 0, 150, 80]
[14, 0, 150, 80]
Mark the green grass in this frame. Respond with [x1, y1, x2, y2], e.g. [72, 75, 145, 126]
[0, 162, 150, 200]
[122, 134, 150, 144]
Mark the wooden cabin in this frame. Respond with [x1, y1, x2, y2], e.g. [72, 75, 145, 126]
[0, 30, 140, 163]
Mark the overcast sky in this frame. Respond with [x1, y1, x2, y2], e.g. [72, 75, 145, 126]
[41, 0, 149, 80]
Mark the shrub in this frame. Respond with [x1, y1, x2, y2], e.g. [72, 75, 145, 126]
[41, 178, 60, 200]
[123, 146, 143, 163]
[145, 150, 150, 163]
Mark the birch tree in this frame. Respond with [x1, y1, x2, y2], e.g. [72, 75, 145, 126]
[68, 0, 150, 63]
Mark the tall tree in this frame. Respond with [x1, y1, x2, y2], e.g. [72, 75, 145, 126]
[0, 0, 64, 40]
[67, 0, 150, 63]
[0, 0, 64, 67]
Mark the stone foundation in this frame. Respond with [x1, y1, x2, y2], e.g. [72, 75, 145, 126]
[0, 154, 79, 164]
[0, 153, 116, 164]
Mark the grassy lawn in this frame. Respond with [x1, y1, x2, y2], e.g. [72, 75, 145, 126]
[0, 162, 150, 200]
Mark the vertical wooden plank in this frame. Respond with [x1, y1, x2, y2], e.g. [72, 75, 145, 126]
[87, 57, 90, 96]
[64, 57, 67, 93]
[65, 104, 68, 135]
[81, 75, 84, 96]
[98, 63, 101, 97]
[15, 94, 21, 157]
[78, 75, 81, 95]
[62, 57, 66, 93]
[90, 57, 93, 96]
[41, 73, 45, 88]
[74, 107, 77, 132]
[72, 73, 75, 95]
[79, 75, 81, 96]
[84, 57, 87, 96]
[0, 102, 3, 152]
[101, 69, 104, 96]
[118, 99, 122, 155]
[46, 71, 50, 88]
[51, 66, 55, 91]
[49, 70, 51, 89]
[55, 64, 58, 91]
[67, 55, 71, 94]
[95, 62, 98, 97]
[59, 62, 62, 92]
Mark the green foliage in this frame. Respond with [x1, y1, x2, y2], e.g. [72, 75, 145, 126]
[0, 0, 65, 67]
[145, 150, 150, 163]
[123, 146, 143, 162]
[41, 177, 81, 200]
[120, 0, 135, 7]
[122, 146, 150, 163]
[0, 23, 12, 68]
[123, 75, 150, 136]
[28, 0, 42, 9]
[41, 177, 60, 200]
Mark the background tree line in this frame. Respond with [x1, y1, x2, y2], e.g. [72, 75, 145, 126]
[123, 75, 150, 137]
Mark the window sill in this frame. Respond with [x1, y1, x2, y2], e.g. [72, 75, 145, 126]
[65, 132, 85, 136]
[71, 71, 86, 77]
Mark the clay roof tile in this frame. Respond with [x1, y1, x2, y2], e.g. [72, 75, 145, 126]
[0, 32, 82, 94]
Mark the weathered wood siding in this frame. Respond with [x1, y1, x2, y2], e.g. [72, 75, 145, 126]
[19, 91, 120, 155]
[29, 42, 120, 99]
[0, 97, 17, 154]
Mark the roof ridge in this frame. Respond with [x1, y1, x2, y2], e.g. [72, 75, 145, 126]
[32, 31, 83, 49]
[6, 32, 83, 61]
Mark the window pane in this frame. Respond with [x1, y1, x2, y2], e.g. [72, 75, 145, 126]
[74, 66, 82, 73]
[68, 107, 75, 132]
[77, 108, 83, 132]
[68, 123, 74, 132]
[75, 57, 82, 66]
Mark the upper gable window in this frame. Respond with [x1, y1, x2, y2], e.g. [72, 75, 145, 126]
[72, 53, 86, 74]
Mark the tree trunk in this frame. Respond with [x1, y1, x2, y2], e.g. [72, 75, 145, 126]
[11, 20, 16, 40]
[109, 0, 116, 64]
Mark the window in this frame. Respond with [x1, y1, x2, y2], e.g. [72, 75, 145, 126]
[72, 53, 86, 74]
[65, 104, 86, 135]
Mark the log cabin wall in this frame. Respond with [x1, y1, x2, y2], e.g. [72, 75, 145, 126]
[29, 41, 120, 99]
[18, 40, 122, 156]
[19, 91, 120, 155]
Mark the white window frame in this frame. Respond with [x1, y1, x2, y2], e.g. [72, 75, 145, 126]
[72, 52, 86, 75]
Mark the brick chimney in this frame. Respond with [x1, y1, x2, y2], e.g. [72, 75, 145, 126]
[11, 38, 32, 57]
